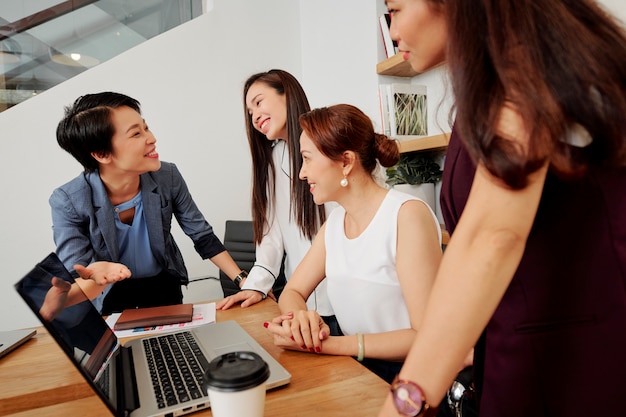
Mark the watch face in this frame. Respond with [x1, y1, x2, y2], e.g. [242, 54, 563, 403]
[391, 378, 425, 416]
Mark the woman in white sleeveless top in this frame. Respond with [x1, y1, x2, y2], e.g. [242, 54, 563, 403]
[264, 104, 442, 383]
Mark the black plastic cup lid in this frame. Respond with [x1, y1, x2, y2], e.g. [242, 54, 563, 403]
[203, 351, 270, 392]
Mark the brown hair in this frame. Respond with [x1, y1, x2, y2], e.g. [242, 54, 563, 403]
[444, 0, 626, 188]
[299, 104, 400, 172]
[243, 70, 325, 243]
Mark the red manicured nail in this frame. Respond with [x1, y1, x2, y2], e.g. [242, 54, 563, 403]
[290, 335, 295, 341]
[263, 322, 269, 328]
[315, 347, 321, 353]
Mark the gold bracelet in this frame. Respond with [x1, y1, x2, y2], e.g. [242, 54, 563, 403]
[356, 333, 364, 362]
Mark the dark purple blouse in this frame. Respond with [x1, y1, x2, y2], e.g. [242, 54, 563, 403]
[440, 128, 626, 417]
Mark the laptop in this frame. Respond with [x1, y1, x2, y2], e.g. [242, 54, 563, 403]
[0, 328, 36, 359]
[15, 253, 291, 417]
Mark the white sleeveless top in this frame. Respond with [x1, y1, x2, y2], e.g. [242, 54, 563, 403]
[325, 189, 441, 336]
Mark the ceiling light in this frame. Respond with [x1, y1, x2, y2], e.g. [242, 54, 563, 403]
[50, 51, 99, 67]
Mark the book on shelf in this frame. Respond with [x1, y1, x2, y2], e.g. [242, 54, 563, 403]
[379, 13, 398, 58]
[377, 84, 392, 136]
[378, 83, 428, 140]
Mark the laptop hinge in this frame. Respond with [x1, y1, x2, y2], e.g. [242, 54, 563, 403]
[117, 345, 140, 414]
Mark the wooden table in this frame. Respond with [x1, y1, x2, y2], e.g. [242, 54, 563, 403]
[0, 300, 389, 416]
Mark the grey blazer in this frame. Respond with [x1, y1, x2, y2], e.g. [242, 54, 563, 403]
[49, 161, 225, 284]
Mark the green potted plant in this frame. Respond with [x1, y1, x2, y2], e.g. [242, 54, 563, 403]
[385, 151, 443, 212]
[385, 152, 442, 186]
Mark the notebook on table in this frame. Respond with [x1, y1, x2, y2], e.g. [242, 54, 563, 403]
[114, 304, 194, 331]
[15, 253, 291, 417]
[0, 328, 36, 359]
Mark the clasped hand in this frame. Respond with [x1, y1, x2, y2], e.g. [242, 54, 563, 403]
[264, 310, 330, 353]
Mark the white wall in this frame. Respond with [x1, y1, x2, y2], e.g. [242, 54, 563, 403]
[0, 1, 303, 330]
[0, 0, 376, 330]
[601, 0, 623, 18]
[299, 2, 379, 123]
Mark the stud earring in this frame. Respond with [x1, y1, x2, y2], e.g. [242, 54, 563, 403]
[340, 176, 348, 187]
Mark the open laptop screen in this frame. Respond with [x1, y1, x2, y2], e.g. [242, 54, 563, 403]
[15, 253, 120, 414]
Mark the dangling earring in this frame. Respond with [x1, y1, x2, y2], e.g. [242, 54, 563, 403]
[340, 176, 348, 187]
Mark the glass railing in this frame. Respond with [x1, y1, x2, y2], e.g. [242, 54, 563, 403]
[0, 0, 204, 112]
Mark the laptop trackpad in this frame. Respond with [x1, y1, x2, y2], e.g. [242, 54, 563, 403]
[213, 342, 256, 358]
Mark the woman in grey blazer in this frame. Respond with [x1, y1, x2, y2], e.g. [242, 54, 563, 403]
[48, 92, 244, 315]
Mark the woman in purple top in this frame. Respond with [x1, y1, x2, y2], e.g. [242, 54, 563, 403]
[378, 1, 626, 416]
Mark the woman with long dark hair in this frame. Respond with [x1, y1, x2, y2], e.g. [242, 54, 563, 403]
[379, 1, 626, 416]
[217, 70, 336, 331]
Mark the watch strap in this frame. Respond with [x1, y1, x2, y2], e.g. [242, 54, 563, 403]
[233, 270, 248, 288]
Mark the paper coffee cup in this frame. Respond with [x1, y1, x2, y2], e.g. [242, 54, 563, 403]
[203, 351, 270, 417]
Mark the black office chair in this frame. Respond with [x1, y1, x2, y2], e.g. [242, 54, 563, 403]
[218, 220, 286, 299]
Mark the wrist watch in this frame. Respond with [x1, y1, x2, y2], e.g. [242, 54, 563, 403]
[233, 270, 248, 288]
[391, 376, 429, 416]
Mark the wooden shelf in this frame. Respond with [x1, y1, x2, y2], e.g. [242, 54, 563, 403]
[376, 54, 419, 77]
[396, 132, 450, 153]
[377, 48, 450, 246]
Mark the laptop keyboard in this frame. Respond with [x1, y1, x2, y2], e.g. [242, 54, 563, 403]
[143, 331, 210, 409]
[95, 365, 111, 399]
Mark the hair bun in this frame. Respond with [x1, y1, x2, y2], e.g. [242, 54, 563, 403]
[374, 133, 400, 167]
